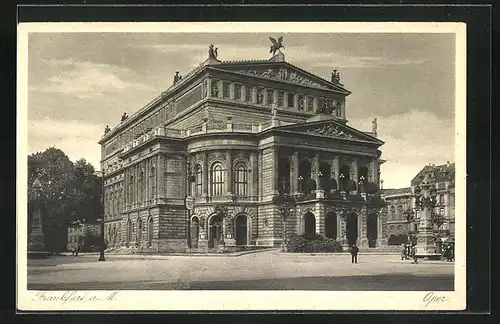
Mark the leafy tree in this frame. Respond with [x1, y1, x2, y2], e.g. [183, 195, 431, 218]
[27, 148, 101, 252]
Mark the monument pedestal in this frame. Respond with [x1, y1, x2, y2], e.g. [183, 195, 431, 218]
[415, 207, 441, 260]
[28, 207, 49, 259]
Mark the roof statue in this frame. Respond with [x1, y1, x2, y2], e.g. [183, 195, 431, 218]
[372, 117, 378, 136]
[121, 112, 128, 122]
[208, 44, 218, 60]
[173, 71, 182, 85]
[331, 69, 341, 84]
[269, 36, 285, 56]
[104, 125, 111, 134]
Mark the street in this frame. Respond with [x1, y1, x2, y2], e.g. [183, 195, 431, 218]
[27, 250, 454, 291]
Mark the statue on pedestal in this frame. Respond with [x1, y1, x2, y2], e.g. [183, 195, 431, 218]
[372, 117, 378, 135]
[173, 71, 182, 84]
[208, 44, 218, 60]
[331, 69, 341, 84]
[269, 36, 285, 56]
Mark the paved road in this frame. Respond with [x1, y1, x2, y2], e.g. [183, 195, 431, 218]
[27, 250, 454, 291]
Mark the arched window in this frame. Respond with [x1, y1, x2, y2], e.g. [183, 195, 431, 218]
[210, 162, 224, 196]
[194, 164, 203, 197]
[234, 163, 248, 196]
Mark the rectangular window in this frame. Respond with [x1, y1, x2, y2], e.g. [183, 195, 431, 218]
[195, 165, 203, 197]
[277, 91, 284, 107]
[298, 95, 305, 111]
[307, 97, 314, 111]
[234, 84, 242, 100]
[244, 86, 253, 102]
[257, 88, 264, 104]
[222, 81, 230, 98]
[287, 93, 295, 108]
[266, 89, 274, 105]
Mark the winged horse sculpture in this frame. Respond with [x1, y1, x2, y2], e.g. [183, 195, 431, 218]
[269, 36, 285, 56]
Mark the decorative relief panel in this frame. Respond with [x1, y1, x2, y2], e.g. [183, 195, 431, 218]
[208, 151, 226, 163]
[235, 68, 330, 90]
[305, 124, 355, 139]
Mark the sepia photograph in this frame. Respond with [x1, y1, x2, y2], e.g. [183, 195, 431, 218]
[17, 22, 466, 311]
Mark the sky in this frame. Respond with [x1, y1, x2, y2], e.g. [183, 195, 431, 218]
[26, 31, 456, 189]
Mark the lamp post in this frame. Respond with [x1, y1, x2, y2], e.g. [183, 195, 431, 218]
[414, 182, 441, 260]
[273, 193, 296, 252]
[95, 170, 106, 262]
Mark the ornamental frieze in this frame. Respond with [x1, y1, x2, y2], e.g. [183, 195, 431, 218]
[305, 124, 356, 139]
[235, 68, 330, 90]
[208, 151, 226, 163]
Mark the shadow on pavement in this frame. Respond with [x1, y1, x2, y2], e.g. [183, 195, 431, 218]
[28, 274, 454, 291]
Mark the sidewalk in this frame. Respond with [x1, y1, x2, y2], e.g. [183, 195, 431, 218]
[60, 248, 278, 259]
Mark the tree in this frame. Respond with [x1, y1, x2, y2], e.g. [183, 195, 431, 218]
[27, 148, 101, 252]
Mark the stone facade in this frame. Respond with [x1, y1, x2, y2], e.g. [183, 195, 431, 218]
[98, 48, 387, 252]
[382, 162, 456, 245]
[67, 222, 102, 252]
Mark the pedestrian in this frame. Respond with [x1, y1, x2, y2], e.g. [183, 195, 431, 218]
[400, 243, 407, 260]
[71, 246, 76, 257]
[351, 245, 359, 264]
[411, 244, 418, 264]
[75, 244, 79, 257]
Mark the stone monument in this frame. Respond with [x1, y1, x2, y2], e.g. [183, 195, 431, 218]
[28, 178, 49, 258]
[414, 182, 442, 260]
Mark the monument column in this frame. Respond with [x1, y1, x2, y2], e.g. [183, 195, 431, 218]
[28, 178, 48, 258]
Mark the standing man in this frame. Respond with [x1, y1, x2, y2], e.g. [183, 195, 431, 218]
[400, 243, 407, 260]
[351, 245, 359, 264]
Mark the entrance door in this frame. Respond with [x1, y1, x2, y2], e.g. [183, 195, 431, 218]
[346, 213, 358, 246]
[235, 215, 248, 246]
[325, 212, 337, 239]
[304, 212, 316, 238]
[208, 214, 223, 248]
[367, 214, 378, 248]
[190, 217, 199, 248]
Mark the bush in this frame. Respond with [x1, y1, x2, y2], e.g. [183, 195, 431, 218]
[285, 233, 343, 253]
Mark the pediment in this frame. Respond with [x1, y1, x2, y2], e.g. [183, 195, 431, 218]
[276, 120, 384, 145]
[214, 62, 349, 94]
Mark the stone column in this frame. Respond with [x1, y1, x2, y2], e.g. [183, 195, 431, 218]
[250, 151, 258, 200]
[336, 213, 341, 240]
[157, 154, 165, 203]
[351, 158, 358, 193]
[315, 202, 325, 235]
[360, 208, 368, 248]
[226, 150, 233, 196]
[313, 97, 318, 113]
[230, 82, 235, 100]
[312, 153, 320, 190]
[202, 152, 209, 197]
[272, 147, 279, 195]
[332, 156, 340, 191]
[293, 94, 299, 110]
[291, 151, 299, 195]
[206, 78, 212, 98]
[145, 160, 149, 205]
[252, 86, 257, 103]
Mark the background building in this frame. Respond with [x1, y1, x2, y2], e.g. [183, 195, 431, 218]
[98, 42, 387, 253]
[382, 161, 455, 246]
[67, 220, 102, 252]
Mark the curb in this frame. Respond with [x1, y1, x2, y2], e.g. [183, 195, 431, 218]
[58, 248, 278, 258]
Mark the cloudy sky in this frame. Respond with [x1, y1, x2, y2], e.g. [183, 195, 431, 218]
[26, 30, 456, 189]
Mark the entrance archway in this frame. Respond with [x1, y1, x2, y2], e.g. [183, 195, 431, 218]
[208, 214, 223, 248]
[190, 216, 200, 248]
[325, 211, 337, 240]
[346, 213, 358, 246]
[235, 215, 248, 246]
[367, 213, 378, 248]
[304, 212, 316, 238]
